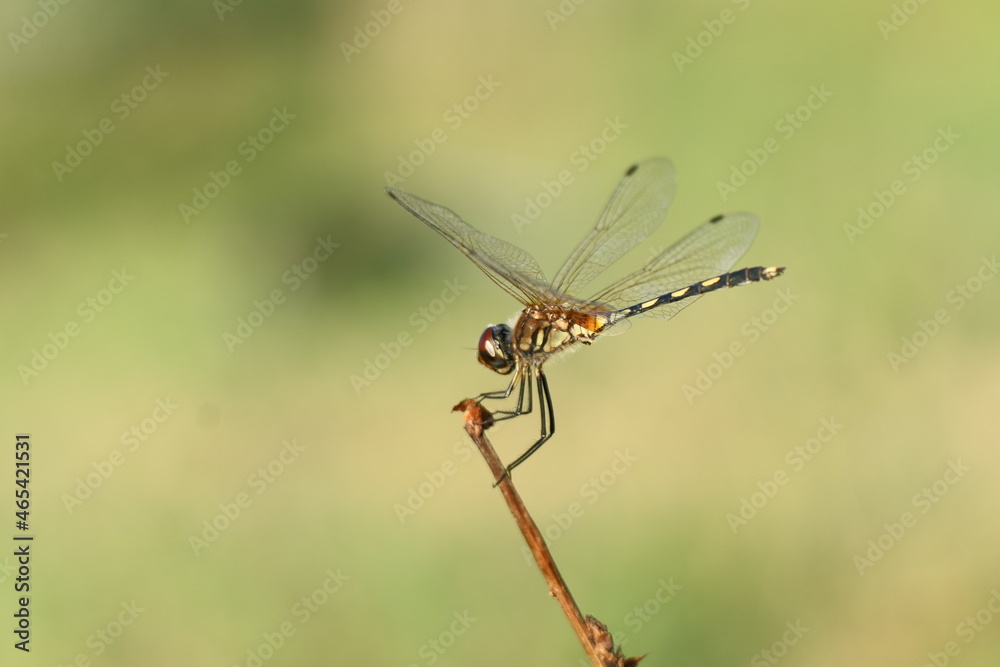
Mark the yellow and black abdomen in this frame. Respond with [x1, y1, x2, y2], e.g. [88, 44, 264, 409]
[619, 266, 785, 318]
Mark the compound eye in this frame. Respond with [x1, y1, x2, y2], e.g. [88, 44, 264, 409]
[477, 326, 514, 374]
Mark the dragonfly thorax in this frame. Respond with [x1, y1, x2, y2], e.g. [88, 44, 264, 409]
[512, 307, 602, 360]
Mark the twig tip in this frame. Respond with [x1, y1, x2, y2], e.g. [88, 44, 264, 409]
[453, 398, 494, 436]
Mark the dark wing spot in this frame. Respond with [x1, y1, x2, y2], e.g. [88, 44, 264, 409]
[625, 163, 639, 176]
[709, 214, 724, 223]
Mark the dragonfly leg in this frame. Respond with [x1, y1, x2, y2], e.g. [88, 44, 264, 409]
[478, 364, 535, 424]
[487, 371, 532, 424]
[476, 370, 519, 401]
[495, 370, 554, 484]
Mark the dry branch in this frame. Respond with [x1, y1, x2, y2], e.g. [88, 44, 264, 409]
[453, 399, 643, 667]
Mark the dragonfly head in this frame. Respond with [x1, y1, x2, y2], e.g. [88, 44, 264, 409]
[477, 324, 515, 375]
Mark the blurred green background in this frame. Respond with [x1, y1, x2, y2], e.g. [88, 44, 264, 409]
[2, 0, 999, 665]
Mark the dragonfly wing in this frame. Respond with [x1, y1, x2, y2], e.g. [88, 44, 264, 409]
[388, 187, 555, 306]
[551, 158, 676, 298]
[589, 212, 761, 319]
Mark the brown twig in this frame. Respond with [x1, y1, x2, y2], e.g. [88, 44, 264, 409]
[453, 399, 643, 667]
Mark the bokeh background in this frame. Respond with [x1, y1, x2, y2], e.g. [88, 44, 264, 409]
[2, 1, 999, 665]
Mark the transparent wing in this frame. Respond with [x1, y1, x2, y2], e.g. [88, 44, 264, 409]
[551, 158, 676, 297]
[387, 187, 556, 306]
[589, 212, 760, 318]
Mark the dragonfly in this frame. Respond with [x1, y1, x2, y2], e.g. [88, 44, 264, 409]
[387, 158, 784, 480]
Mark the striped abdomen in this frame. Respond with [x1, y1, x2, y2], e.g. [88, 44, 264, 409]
[618, 266, 785, 318]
